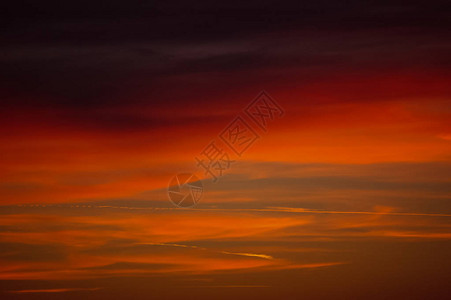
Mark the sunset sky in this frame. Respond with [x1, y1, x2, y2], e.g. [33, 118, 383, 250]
[1, 1, 450, 299]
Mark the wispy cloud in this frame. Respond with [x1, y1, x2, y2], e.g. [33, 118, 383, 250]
[221, 251, 273, 260]
[9, 287, 102, 293]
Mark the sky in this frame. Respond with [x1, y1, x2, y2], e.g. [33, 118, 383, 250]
[0, 1, 450, 299]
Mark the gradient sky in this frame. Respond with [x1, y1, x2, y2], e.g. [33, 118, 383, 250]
[1, 1, 451, 299]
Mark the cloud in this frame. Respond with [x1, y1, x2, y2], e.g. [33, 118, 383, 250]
[0, 203, 449, 281]
[8, 287, 102, 293]
[221, 251, 273, 260]
[1, 1, 450, 298]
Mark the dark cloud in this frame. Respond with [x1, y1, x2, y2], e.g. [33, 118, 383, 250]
[2, 1, 450, 39]
[81, 262, 174, 271]
[1, 0, 450, 111]
[0, 242, 67, 262]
